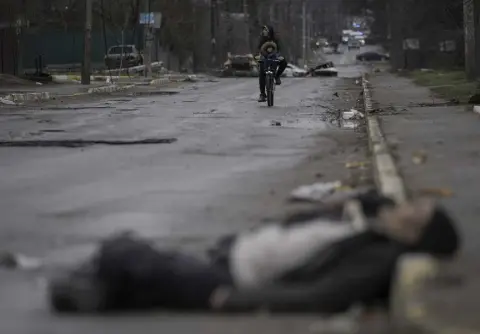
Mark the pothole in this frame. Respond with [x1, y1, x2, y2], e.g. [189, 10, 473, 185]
[0, 138, 177, 147]
[126, 90, 180, 96]
[40, 106, 114, 111]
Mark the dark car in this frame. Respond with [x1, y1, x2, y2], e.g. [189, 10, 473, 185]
[356, 52, 390, 62]
[105, 45, 143, 69]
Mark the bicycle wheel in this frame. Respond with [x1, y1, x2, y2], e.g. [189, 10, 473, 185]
[266, 74, 274, 106]
[267, 88, 274, 106]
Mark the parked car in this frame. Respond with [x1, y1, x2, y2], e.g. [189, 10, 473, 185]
[323, 46, 334, 54]
[356, 51, 390, 62]
[105, 45, 143, 69]
[283, 63, 307, 77]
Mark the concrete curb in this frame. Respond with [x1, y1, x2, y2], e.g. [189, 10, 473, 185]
[2, 92, 52, 103]
[149, 78, 171, 86]
[87, 84, 135, 94]
[362, 74, 469, 334]
[52, 75, 131, 83]
[362, 73, 406, 204]
[0, 84, 136, 104]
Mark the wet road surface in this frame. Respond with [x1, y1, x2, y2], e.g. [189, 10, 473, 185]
[0, 51, 369, 333]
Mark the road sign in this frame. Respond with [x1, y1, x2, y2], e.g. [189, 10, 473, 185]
[140, 12, 162, 28]
[139, 12, 154, 25]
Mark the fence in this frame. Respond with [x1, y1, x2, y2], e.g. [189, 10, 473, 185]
[0, 27, 17, 75]
[21, 29, 138, 70]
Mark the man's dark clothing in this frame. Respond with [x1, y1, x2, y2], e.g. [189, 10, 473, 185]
[257, 25, 287, 96]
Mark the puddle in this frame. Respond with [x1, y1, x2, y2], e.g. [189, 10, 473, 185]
[43, 106, 114, 110]
[127, 90, 180, 96]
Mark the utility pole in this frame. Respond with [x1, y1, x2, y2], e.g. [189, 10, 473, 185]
[243, 0, 250, 50]
[143, 0, 153, 78]
[302, 0, 306, 68]
[463, 0, 480, 79]
[388, 0, 403, 70]
[210, 0, 216, 66]
[476, 0, 480, 79]
[81, 0, 92, 85]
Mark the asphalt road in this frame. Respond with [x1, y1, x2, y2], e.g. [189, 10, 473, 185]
[0, 49, 372, 333]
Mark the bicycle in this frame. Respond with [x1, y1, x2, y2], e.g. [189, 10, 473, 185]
[257, 53, 281, 107]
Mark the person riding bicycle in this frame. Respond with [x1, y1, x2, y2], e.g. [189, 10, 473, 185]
[257, 25, 287, 102]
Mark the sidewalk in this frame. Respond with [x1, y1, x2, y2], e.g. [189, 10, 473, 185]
[369, 71, 480, 333]
[0, 75, 185, 104]
[0, 83, 105, 95]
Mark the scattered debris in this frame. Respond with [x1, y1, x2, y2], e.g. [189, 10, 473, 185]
[0, 251, 43, 271]
[0, 138, 178, 148]
[413, 99, 460, 107]
[290, 181, 342, 202]
[309, 310, 360, 333]
[342, 120, 357, 129]
[342, 109, 365, 120]
[333, 92, 339, 98]
[346, 161, 370, 169]
[412, 150, 428, 165]
[184, 75, 198, 82]
[468, 93, 480, 104]
[271, 120, 282, 126]
[0, 97, 16, 105]
[418, 188, 453, 198]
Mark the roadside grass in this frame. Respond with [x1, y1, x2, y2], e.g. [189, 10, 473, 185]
[406, 70, 478, 103]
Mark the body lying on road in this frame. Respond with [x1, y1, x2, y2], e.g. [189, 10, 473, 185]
[49, 192, 459, 314]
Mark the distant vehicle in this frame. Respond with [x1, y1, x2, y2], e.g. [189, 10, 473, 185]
[347, 39, 361, 50]
[321, 38, 329, 46]
[223, 53, 258, 77]
[283, 63, 307, 77]
[356, 51, 390, 61]
[323, 46, 334, 54]
[354, 35, 366, 46]
[105, 45, 143, 69]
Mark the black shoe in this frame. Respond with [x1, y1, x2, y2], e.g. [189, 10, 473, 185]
[275, 77, 282, 85]
[258, 94, 267, 102]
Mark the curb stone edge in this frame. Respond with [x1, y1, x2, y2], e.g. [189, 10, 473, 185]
[362, 73, 473, 334]
[1, 84, 138, 104]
